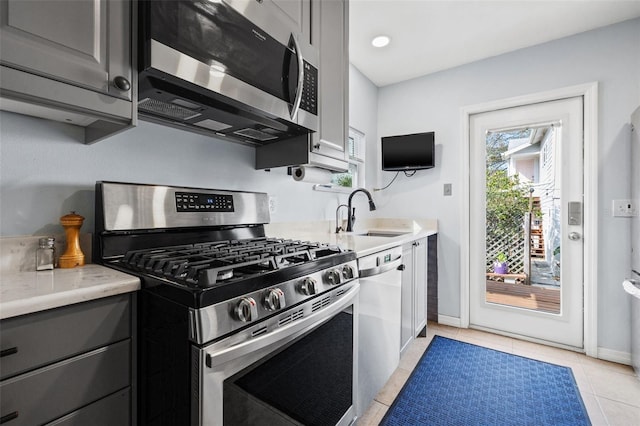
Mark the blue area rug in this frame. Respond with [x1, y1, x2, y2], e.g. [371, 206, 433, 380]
[380, 336, 591, 426]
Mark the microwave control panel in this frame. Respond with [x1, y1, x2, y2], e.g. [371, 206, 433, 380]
[299, 61, 318, 116]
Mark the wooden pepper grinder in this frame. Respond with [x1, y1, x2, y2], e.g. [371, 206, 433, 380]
[59, 211, 85, 268]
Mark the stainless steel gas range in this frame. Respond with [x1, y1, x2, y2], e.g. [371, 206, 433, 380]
[94, 181, 359, 426]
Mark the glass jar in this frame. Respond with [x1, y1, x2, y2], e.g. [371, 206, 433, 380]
[36, 237, 56, 271]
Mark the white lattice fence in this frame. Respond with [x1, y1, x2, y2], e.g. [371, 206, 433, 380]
[486, 232, 525, 274]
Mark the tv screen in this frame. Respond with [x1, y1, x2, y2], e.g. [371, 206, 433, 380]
[381, 131, 435, 171]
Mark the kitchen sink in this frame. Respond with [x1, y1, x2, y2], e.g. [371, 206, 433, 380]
[358, 231, 409, 237]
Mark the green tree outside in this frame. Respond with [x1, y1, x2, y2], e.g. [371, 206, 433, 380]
[485, 130, 531, 262]
[486, 170, 529, 240]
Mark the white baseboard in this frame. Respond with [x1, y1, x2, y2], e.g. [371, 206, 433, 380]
[437, 315, 462, 328]
[434, 316, 631, 366]
[597, 347, 632, 365]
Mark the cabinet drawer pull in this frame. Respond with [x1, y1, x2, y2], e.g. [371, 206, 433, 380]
[0, 347, 17, 357]
[113, 76, 131, 91]
[0, 411, 18, 424]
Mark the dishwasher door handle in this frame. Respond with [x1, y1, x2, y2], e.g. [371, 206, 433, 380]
[359, 256, 402, 278]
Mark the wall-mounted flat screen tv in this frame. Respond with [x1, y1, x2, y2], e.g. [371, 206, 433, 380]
[381, 131, 435, 171]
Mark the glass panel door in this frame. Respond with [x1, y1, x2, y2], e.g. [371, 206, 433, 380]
[469, 97, 584, 349]
[484, 126, 561, 314]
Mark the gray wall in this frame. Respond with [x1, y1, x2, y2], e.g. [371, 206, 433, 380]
[0, 114, 340, 236]
[349, 64, 380, 190]
[0, 65, 379, 237]
[370, 18, 640, 354]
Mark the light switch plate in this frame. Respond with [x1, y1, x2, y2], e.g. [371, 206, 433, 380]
[612, 199, 637, 217]
[444, 183, 452, 196]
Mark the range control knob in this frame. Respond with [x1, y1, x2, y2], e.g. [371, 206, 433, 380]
[325, 269, 342, 286]
[263, 288, 286, 311]
[299, 277, 318, 296]
[342, 264, 355, 280]
[234, 297, 258, 322]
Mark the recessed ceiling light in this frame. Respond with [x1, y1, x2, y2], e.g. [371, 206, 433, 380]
[371, 35, 390, 48]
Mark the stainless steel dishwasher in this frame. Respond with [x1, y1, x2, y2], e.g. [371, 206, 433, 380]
[357, 245, 403, 417]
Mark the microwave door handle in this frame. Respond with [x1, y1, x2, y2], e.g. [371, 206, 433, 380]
[290, 33, 304, 120]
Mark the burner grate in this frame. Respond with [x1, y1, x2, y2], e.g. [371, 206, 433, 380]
[116, 237, 344, 288]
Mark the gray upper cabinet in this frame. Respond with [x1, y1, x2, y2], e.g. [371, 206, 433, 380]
[1, 0, 131, 100]
[309, 0, 349, 168]
[0, 0, 135, 143]
[255, 0, 349, 172]
[272, 0, 311, 39]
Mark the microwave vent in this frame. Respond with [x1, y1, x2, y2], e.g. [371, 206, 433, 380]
[139, 98, 202, 121]
[234, 128, 279, 141]
[193, 119, 232, 132]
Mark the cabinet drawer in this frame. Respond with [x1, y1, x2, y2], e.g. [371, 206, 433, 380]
[47, 388, 130, 426]
[0, 340, 130, 426]
[0, 294, 130, 380]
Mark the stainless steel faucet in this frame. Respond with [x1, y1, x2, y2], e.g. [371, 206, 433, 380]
[346, 188, 376, 232]
[335, 204, 348, 233]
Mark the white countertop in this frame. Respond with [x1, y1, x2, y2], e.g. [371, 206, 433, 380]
[0, 264, 140, 320]
[265, 218, 437, 257]
[0, 218, 435, 319]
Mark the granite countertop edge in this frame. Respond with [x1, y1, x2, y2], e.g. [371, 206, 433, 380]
[1, 264, 141, 320]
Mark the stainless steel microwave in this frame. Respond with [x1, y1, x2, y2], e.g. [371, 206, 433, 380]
[138, 0, 319, 145]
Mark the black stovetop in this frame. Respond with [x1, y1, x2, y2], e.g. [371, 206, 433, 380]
[107, 237, 355, 309]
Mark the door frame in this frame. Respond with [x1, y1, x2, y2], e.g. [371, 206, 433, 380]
[459, 82, 599, 357]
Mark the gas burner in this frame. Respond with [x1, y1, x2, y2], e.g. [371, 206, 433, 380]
[116, 237, 345, 288]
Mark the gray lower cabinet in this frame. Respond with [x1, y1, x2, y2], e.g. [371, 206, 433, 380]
[47, 389, 130, 426]
[0, 0, 135, 143]
[401, 237, 428, 356]
[0, 294, 133, 426]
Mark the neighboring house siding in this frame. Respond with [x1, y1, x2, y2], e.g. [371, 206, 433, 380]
[538, 129, 560, 264]
[516, 158, 536, 184]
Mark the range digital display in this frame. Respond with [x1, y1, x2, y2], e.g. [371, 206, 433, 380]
[175, 192, 234, 212]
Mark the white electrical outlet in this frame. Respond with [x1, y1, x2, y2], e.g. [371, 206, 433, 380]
[612, 199, 637, 217]
[268, 196, 277, 214]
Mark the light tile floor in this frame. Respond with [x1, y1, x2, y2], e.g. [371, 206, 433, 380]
[359, 322, 640, 425]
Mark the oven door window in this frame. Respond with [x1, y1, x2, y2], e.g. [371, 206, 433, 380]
[223, 311, 353, 426]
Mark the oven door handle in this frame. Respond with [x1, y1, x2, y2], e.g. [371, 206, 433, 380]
[204, 283, 359, 369]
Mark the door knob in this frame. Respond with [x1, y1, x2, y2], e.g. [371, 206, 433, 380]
[568, 232, 581, 241]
